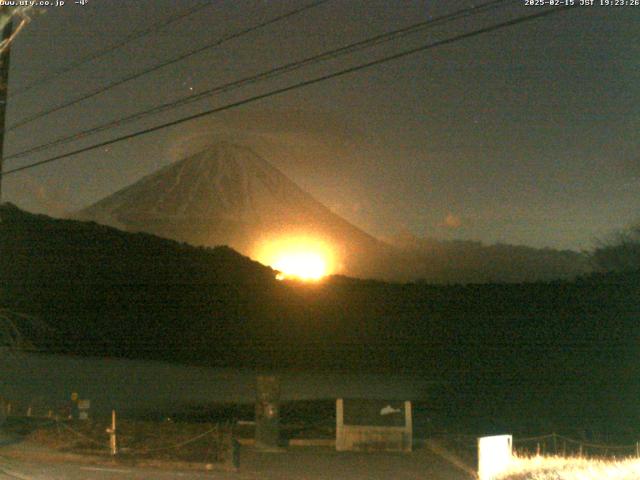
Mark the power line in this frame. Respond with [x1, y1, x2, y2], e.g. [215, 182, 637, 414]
[7, 0, 329, 131]
[12, 1, 214, 98]
[5, 0, 513, 161]
[1, 5, 575, 179]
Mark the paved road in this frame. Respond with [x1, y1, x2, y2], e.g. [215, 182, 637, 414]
[0, 459, 229, 479]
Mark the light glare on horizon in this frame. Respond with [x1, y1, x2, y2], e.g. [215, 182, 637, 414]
[254, 235, 336, 281]
[273, 251, 327, 281]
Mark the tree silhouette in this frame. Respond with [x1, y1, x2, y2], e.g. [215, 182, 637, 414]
[0, 6, 33, 56]
[592, 224, 640, 273]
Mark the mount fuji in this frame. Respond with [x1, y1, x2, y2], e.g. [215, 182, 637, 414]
[76, 142, 395, 279]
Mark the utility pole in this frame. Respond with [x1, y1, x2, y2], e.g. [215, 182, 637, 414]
[0, 13, 12, 202]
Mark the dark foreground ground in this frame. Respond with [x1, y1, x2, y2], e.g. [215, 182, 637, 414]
[0, 441, 473, 480]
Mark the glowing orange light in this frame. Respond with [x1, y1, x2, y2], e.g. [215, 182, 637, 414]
[272, 251, 327, 281]
[254, 235, 335, 281]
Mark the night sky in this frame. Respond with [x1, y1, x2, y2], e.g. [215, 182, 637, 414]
[3, 0, 638, 251]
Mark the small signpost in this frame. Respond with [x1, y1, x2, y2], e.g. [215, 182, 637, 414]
[77, 399, 90, 420]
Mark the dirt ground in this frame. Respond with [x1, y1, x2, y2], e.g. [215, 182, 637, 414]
[0, 438, 475, 479]
[236, 445, 474, 480]
[0, 415, 478, 479]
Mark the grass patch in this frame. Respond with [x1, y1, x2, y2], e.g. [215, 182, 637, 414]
[500, 455, 640, 479]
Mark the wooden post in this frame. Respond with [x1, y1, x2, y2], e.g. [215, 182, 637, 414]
[336, 398, 344, 451]
[106, 410, 117, 455]
[636, 442, 639, 458]
[536, 443, 540, 456]
[0, 15, 12, 201]
[404, 400, 413, 452]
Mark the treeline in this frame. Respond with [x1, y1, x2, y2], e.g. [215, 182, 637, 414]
[390, 235, 591, 283]
[591, 224, 640, 273]
[1, 203, 639, 434]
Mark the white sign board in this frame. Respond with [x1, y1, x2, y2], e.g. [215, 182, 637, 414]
[478, 434, 512, 480]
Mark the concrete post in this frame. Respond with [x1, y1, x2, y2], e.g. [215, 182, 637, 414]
[255, 375, 280, 451]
